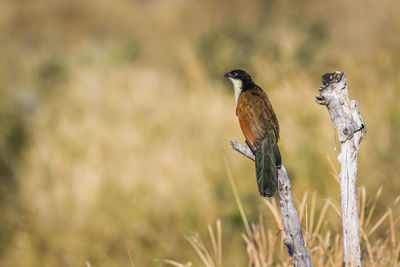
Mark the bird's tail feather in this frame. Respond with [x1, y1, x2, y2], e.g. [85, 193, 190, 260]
[255, 134, 281, 198]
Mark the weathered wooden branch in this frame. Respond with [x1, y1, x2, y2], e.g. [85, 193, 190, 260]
[316, 71, 366, 267]
[231, 140, 312, 267]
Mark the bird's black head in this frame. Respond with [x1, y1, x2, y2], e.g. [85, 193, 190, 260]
[224, 69, 252, 82]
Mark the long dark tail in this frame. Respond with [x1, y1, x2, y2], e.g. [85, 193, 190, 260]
[255, 134, 281, 198]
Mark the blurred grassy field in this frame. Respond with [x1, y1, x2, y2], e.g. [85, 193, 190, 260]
[1, 0, 400, 266]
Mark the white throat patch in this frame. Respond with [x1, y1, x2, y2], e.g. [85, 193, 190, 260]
[229, 78, 243, 104]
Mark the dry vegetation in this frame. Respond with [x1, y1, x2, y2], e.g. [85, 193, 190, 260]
[0, 0, 400, 266]
[172, 164, 400, 266]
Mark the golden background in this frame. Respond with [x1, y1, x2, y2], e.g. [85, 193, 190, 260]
[1, 0, 399, 266]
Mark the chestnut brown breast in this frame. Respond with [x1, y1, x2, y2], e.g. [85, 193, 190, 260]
[236, 89, 279, 151]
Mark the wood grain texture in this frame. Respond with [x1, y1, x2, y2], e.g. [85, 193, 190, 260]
[316, 71, 365, 267]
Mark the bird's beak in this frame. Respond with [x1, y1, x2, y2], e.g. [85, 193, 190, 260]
[224, 72, 231, 78]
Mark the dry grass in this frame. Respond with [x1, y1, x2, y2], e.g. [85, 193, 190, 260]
[173, 163, 400, 267]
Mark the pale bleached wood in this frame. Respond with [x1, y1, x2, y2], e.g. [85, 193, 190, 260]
[316, 71, 366, 267]
[230, 140, 312, 267]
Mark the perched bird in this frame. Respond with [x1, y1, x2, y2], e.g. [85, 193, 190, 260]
[224, 69, 281, 197]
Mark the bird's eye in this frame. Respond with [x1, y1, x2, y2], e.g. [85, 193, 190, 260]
[233, 72, 238, 77]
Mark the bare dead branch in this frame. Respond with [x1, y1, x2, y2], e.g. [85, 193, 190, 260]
[230, 141, 312, 267]
[316, 71, 366, 267]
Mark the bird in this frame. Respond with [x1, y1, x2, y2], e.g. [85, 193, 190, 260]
[224, 69, 281, 197]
